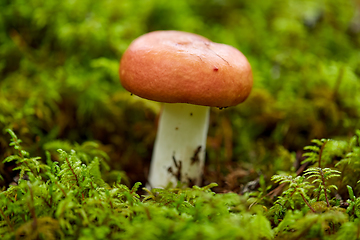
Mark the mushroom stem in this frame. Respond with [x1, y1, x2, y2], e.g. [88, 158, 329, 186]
[148, 103, 210, 188]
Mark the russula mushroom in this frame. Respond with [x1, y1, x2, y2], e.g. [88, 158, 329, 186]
[119, 30, 253, 188]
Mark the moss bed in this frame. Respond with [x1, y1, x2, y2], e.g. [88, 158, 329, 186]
[1, 0, 360, 239]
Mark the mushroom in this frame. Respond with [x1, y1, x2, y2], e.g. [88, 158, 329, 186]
[119, 30, 253, 188]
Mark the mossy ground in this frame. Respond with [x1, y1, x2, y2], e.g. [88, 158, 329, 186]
[1, 0, 360, 239]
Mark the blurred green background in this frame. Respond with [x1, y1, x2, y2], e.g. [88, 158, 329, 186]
[1, 0, 359, 190]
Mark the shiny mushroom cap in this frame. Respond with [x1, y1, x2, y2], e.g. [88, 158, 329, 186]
[119, 30, 253, 108]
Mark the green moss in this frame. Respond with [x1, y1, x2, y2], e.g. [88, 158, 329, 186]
[1, 129, 360, 239]
[1, 0, 360, 238]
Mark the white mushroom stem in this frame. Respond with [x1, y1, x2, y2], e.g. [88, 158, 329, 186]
[147, 103, 210, 188]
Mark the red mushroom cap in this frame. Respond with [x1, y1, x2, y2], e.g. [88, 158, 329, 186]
[119, 30, 253, 108]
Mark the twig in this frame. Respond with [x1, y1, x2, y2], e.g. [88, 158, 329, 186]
[299, 191, 316, 213]
[268, 162, 310, 199]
